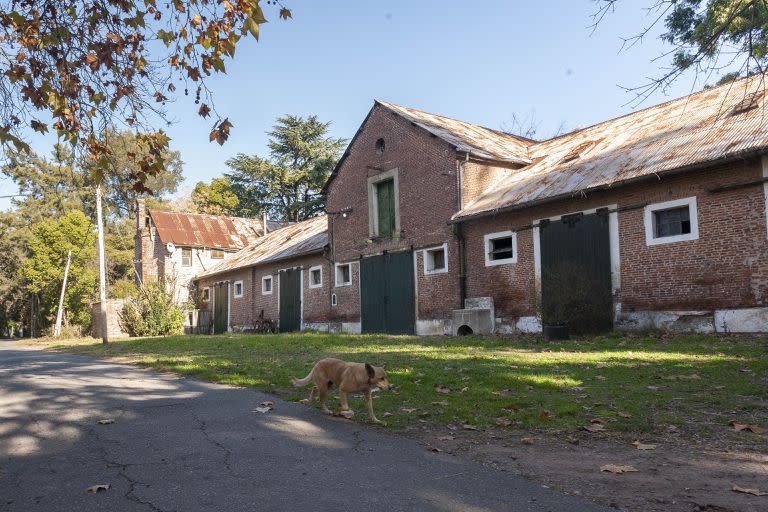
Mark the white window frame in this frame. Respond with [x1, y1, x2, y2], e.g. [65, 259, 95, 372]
[422, 243, 448, 275]
[181, 247, 193, 267]
[202, 287, 210, 301]
[335, 262, 352, 287]
[331, 293, 338, 307]
[233, 280, 244, 298]
[484, 230, 518, 266]
[367, 168, 401, 238]
[261, 275, 273, 295]
[644, 196, 699, 246]
[308, 265, 323, 289]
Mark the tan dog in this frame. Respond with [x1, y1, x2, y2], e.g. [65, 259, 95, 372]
[292, 358, 390, 423]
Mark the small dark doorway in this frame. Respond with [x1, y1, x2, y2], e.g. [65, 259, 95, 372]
[213, 282, 229, 334]
[540, 211, 613, 333]
[279, 268, 302, 333]
[360, 251, 415, 334]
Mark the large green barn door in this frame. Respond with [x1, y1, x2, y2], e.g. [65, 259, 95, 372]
[361, 251, 415, 334]
[279, 268, 301, 333]
[540, 211, 613, 333]
[213, 282, 229, 334]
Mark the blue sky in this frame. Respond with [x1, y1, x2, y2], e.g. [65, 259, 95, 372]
[1, 0, 714, 210]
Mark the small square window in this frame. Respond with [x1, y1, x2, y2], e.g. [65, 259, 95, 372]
[484, 231, 517, 266]
[423, 244, 448, 275]
[211, 248, 224, 259]
[202, 287, 210, 301]
[335, 263, 352, 287]
[644, 197, 699, 246]
[181, 247, 192, 267]
[233, 280, 244, 298]
[262, 276, 273, 295]
[309, 266, 322, 289]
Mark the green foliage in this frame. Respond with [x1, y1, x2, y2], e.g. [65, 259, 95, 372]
[111, 279, 138, 300]
[120, 282, 185, 337]
[224, 115, 346, 221]
[191, 177, 240, 215]
[20, 211, 98, 329]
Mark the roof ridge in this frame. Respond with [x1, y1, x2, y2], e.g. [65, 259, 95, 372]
[148, 209, 266, 224]
[375, 100, 536, 145]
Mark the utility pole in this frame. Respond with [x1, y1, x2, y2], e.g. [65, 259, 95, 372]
[53, 250, 72, 338]
[96, 184, 108, 344]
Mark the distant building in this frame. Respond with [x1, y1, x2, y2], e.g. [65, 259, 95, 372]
[134, 199, 283, 304]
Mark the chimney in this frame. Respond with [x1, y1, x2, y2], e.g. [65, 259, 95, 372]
[136, 198, 147, 231]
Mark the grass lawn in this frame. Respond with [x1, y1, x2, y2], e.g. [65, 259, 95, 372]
[38, 332, 767, 436]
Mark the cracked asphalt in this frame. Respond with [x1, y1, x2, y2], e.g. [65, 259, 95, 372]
[0, 341, 608, 511]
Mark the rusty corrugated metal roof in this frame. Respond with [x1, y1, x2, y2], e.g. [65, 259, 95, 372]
[376, 100, 533, 164]
[195, 215, 328, 279]
[149, 210, 271, 250]
[455, 75, 768, 220]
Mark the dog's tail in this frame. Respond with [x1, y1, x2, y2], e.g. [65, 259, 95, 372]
[291, 369, 314, 387]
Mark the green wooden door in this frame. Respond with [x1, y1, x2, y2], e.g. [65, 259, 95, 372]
[540, 211, 613, 333]
[279, 268, 301, 333]
[376, 179, 395, 237]
[213, 282, 229, 334]
[361, 251, 415, 334]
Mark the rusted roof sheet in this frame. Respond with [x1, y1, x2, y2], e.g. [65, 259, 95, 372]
[376, 100, 533, 164]
[149, 210, 271, 250]
[455, 75, 768, 220]
[195, 215, 328, 279]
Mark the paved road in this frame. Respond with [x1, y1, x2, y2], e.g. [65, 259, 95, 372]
[0, 341, 607, 511]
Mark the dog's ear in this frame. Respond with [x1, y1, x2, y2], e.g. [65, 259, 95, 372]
[365, 363, 375, 379]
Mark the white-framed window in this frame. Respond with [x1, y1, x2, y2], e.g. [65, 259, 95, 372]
[367, 168, 400, 238]
[261, 275, 273, 295]
[210, 248, 225, 259]
[233, 280, 244, 298]
[181, 247, 192, 267]
[484, 231, 518, 266]
[423, 243, 448, 275]
[202, 287, 210, 301]
[331, 293, 337, 307]
[644, 196, 699, 246]
[335, 263, 352, 287]
[309, 265, 323, 289]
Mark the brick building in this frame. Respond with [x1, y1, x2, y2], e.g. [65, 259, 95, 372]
[134, 199, 281, 304]
[191, 75, 768, 335]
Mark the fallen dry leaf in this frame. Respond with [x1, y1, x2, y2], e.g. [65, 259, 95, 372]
[253, 406, 272, 413]
[646, 386, 660, 391]
[426, 445, 442, 453]
[633, 441, 657, 450]
[492, 389, 517, 397]
[521, 437, 534, 445]
[495, 418, 513, 427]
[460, 386, 469, 393]
[732, 485, 767, 496]
[97, 419, 114, 425]
[86, 484, 111, 493]
[590, 418, 608, 424]
[436, 435, 454, 441]
[667, 425, 680, 433]
[432, 401, 449, 406]
[435, 385, 451, 394]
[539, 410, 552, 421]
[382, 412, 393, 417]
[462, 424, 479, 431]
[600, 464, 639, 474]
[583, 424, 606, 433]
[617, 412, 632, 418]
[399, 407, 417, 413]
[339, 410, 354, 419]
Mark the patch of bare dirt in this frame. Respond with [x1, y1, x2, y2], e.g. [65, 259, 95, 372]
[403, 426, 768, 512]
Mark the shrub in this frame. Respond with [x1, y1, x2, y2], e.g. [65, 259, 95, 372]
[120, 282, 184, 337]
[111, 278, 137, 299]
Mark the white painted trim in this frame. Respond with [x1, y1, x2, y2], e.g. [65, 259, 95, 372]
[762, 155, 768, 238]
[308, 265, 323, 289]
[226, 282, 231, 332]
[300, 268, 304, 331]
[334, 262, 352, 287]
[533, 225, 541, 302]
[232, 280, 244, 298]
[413, 250, 419, 323]
[331, 292, 337, 307]
[644, 196, 699, 246]
[422, 243, 449, 275]
[484, 230, 518, 266]
[367, 167, 401, 238]
[261, 275, 273, 295]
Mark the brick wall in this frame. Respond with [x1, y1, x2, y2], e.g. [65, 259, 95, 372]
[326, 104, 463, 324]
[461, 157, 768, 326]
[197, 254, 332, 331]
[461, 160, 522, 208]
